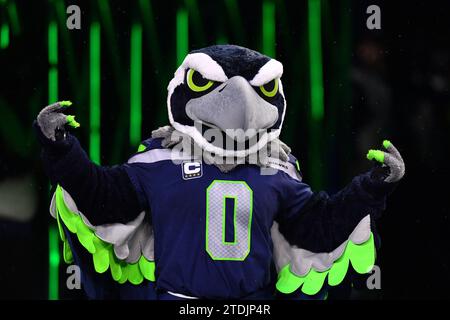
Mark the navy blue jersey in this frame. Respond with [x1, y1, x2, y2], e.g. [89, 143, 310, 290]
[124, 138, 312, 298]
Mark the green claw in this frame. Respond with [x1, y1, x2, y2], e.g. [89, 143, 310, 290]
[367, 149, 384, 163]
[60, 100, 73, 107]
[295, 160, 301, 172]
[383, 140, 391, 149]
[137, 144, 147, 152]
[66, 115, 80, 128]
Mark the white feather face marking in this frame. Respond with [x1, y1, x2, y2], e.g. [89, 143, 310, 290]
[182, 52, 228, 82]
[249, 59, 284, 86]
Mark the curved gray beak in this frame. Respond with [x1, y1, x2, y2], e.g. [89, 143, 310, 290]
[186, 76, 279, 142]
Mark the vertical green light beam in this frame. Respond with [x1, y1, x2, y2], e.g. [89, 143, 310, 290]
[308, 0, 324, 121]
[48, 20, 59, 301]
[308, 0, 325, 190]
[224, 0, 244, 44]
[184, 0, 205, 45]
[1, 22, 9, 49]
[7, 1, 20, 35]
[139, 0, 162, 66]
[176, 8, 188, 65]
[48, 21, 58, 101]
[130, 23, 142, 147]
[48, 223, 60, 300]
[262, 0, 275, 57]
[139, 0, 166, 127]
[90, 22, 101, 164]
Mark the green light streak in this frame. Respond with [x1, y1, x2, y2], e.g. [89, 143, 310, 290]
[48, 68, 58, 104]
[7, 1, 20, 35]
[139, 0, 162, 64]
[98, 0, 130, 163]
[184, 0, 205, 45]
[48, 20, 59, 301]
[130, 23, 142, 147]
[140, 0, 167, 127]
[307, 0, 325, 190]
[54, 0, 79, 89]
[48, 21, 58, 102]
[90, 22, 101, 164]
[308, 0, 324, 121]
[224, 0, 244, 44]
[176, 8, 189, 65]
[48, 224, 60, 300]
[0, 22, 9, 49]
[262, 0, 275, 57]
[48, 21, 58, 65]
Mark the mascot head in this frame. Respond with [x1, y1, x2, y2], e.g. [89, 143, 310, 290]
[167, 45, 286, 158]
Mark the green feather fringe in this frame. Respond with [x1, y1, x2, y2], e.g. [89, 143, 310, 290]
[54, 185, 155, 284]
[276, 233, 376, 295]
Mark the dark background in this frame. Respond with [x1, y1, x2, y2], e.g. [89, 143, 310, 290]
[0, 0, 448, 299]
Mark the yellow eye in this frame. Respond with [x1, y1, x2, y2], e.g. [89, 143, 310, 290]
[187, 69, 214, 92]
[259, 79, 279, 97]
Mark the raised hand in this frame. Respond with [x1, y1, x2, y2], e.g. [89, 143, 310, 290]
[367, 140, 405, 183]
[36, 101, 80, 141]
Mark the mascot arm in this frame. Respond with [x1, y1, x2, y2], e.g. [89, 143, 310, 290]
[277, 167, 394, 253]
[35, 102, 155, 285]
[34, 102, 145, 226]
[273, 141, 405, 295]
